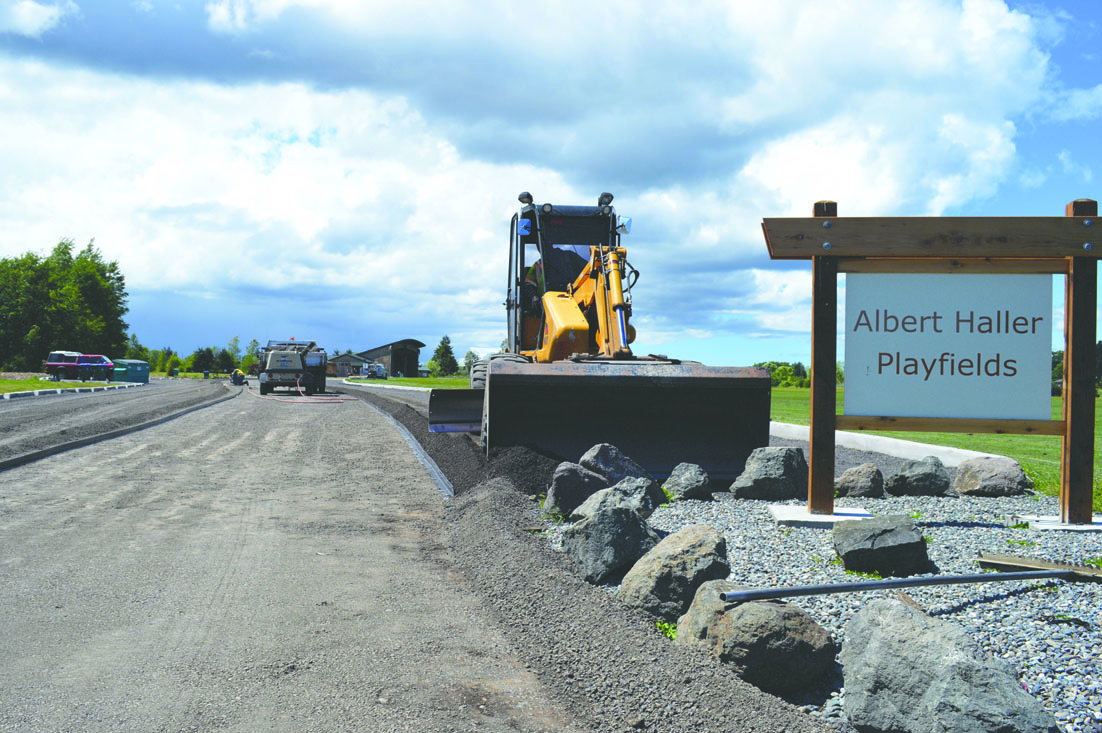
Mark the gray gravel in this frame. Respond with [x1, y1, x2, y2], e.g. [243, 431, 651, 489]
[357, 383, 1101, 732]
[644, 489, 1102, 732]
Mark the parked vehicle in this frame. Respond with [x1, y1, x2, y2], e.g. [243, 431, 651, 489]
[365, 362, 388, 379]
[45, 350, 81, 380]
[76, 354, 114, 382]
[256, 340, 327, 395]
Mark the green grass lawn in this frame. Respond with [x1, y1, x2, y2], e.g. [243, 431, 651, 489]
[772, 386, 1101, 510]
[151, 371, 230, 379]
[0, 376, 110, 394]
[346, 375, 467, 389]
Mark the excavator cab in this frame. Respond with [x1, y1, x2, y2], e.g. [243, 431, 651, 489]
[509, 197, 621, 357]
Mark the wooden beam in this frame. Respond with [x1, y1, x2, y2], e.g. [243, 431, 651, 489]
[808, 203, 838, 514]
[836, 415, 1065, 436]
[763, 216, 1100, 260]
[838, 258, 1069, 274]
[1062, 199, 1098, 523]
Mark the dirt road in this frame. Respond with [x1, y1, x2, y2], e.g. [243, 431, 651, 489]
[1, 381, 825, 732]
[0, 379, 230, 464]
[0, 386, 583, 732]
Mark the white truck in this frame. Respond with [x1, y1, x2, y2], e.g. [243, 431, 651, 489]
[257, 340, 328, 396]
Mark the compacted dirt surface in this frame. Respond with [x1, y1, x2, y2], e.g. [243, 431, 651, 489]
[0, 379, 232, 464]
[0, 379, 826, 732]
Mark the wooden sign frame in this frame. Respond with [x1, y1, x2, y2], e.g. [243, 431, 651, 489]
[761, 199, 1098, 523]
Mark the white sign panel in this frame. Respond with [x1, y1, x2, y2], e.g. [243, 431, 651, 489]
[844, 274, 1052, 419]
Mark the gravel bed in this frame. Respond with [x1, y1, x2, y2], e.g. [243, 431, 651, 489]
[342, 387, 1100, 732]
[643, 490, 1102, 732]
[542, 443, 1101, 732]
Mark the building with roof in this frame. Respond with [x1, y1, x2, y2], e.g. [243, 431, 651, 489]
[357, 339, 425, 378]
[329, 352, 369, 377]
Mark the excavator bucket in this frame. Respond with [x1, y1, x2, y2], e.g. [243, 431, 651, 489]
[427, 388, 485, 433]
[483, 360, 771, 481]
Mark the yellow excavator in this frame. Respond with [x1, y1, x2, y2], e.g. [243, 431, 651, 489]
[428, 192, 771, 480]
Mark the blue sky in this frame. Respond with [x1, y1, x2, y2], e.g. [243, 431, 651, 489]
[0, 0, 1099, 367]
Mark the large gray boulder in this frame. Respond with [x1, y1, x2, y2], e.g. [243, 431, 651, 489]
[835, 463, 884, 498]
[952, 456, 1034, 497]
[544, 462, 608, 519]
[833, 514, 933, 578]
[885, 456, 952, 497]
[663, 463, 713, 501]
[570, 476, 667, 521]
[618, 524, 729, 623]
[729, 447, 808, 500]
[842, 599, 1059, 733]
[579, 443, 650, 485]
[561, 505, 661, 584]
[677, 580, 837, 694]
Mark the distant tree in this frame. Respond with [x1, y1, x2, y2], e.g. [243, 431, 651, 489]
[215, 348, 235, 374]
[463, 349, 479, 375]
[165, 353, 183, 374]
[753, 361, 810, 388]
[431, 335, 459, 376]
[426, 359, 440, 377]
[500, 338, 508, 352]
[226, 336, 241, 365]
[240, 339, 260, 372]
[836, 361, 845, 385]
[771, 365, 794, 387]
[125, 333, 148, 361]
[189, 346, 215, 373]
[0, 239, 129, 370]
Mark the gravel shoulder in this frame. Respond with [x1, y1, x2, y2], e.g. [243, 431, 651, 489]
[0, 378, 229, 462]
[338, 384, 829, 731]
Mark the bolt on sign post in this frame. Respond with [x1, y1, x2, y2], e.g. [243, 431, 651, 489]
[761, 199, 1098, 523]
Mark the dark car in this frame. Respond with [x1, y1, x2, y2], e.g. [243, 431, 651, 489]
[76, 354, 115, 382]
[45, 350, 82, 380]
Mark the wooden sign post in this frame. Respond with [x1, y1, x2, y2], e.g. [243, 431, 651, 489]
[762, 199, 1098, 523]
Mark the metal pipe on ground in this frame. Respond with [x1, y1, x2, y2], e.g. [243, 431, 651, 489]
[719, 570, 1074, 605]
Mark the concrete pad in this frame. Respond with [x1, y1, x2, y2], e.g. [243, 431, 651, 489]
[770, 504, 874, 528]
[771, 421, 1000, 467]
[1015, 515, 1102, 532]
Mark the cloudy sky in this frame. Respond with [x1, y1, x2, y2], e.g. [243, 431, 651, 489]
[1, 0, 1099, 367]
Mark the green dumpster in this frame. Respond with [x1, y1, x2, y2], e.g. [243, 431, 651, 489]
[113, 359, 150, 383]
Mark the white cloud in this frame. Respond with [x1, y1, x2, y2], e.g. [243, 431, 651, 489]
[0, 0, 1079, 360]
[0, 57, 568, 310]
[1050, 84, 1102, 121]
[0, 0, 75, 37]
[1058, 150, 1093, 183]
